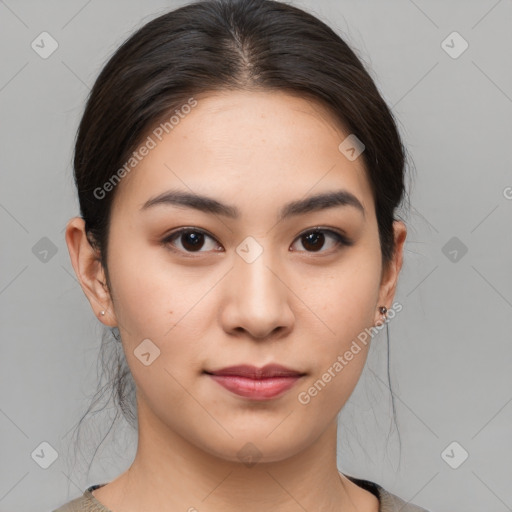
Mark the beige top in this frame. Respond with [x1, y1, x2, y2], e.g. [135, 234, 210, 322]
[53, 474, 430, 512]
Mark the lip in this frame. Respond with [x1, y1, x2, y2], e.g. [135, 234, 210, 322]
[204, 364, 306, 400]
[207, 374, 303, 400]
[205, 364, 304, 378]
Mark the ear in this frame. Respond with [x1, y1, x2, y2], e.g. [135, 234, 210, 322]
[374, 220, 407, 325]
[65, 216, 117, 327]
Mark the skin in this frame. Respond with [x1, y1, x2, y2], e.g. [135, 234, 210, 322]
[66, 89, 406, 512]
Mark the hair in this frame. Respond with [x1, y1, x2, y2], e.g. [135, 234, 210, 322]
[69, 0, 412, 480]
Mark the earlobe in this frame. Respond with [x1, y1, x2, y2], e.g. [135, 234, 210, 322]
[64, 216, 117, 327]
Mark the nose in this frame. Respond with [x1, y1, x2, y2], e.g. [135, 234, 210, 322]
[220, 248, 295, 340]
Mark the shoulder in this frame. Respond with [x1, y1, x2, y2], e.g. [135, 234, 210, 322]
[376, 484, 431, 512]
[52, 484, 111, 512]
[343, 473, 432, 512]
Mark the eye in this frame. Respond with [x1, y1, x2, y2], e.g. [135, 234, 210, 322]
[290, 228, 352, 254]
[162, 228, 221, 254]
[162, 227, 352, 256]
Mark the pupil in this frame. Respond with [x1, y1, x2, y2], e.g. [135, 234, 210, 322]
[182, 231, 203, 251]
[303, 231, 324, 252]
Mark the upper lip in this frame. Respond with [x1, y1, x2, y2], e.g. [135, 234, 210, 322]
[205, 364, 305, 379]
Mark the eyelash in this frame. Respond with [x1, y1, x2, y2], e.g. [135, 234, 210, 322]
[161, 227, 353, 257]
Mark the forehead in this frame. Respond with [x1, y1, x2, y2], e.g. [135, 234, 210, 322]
[110, 90, 374, 219]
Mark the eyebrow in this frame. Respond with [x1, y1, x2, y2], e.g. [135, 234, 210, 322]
[140, 188, 365, 221]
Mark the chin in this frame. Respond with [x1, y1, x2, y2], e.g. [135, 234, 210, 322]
[195, 428, 315, 465]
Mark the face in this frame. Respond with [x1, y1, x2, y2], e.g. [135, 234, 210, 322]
[68, 89, 406, 464]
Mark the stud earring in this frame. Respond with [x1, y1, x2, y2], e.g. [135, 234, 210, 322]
[377, 305, 387, 325]
[100, 310, 105, 316]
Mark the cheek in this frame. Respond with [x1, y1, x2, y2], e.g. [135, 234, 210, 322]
[309, 252, 381, 341]
[108, 255, 166, 334]
[296, 270, 379, 415]
[107, 241, 215, 370]
[106, 236, 186, 332]
[296, 250, 381, 403]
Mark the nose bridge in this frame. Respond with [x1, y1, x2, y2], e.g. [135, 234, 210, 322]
[234, 239, 285, 304]
[224, 236, 293, 337]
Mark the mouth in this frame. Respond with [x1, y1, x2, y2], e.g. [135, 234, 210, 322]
[203, 364, 306, 400]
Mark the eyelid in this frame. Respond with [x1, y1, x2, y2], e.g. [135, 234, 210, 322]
[161, 226, 353, 255]
[297, 226, 353, 245]
[161, 227, 221, 256]
[291, 226, 354, 253]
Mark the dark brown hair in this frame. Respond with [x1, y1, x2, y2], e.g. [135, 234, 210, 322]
[70, 0, 411, 477]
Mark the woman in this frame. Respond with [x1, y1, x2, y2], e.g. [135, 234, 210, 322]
[57, 0, 429, 510]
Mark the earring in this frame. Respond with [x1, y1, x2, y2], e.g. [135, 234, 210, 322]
[100, 310, 105, 316]
[377, 305, 387, 324]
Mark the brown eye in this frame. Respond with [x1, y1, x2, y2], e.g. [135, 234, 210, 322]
[291, 229, 351, 253]
[163, 228, 221, 254]
[162, 227, 351, 256]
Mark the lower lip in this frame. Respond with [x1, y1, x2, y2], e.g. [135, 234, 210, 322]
[207, 374, 303, 400]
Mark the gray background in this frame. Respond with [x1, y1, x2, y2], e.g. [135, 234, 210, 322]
[1, 1, 511, 511]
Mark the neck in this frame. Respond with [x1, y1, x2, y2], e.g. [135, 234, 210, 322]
[94, 402, 364, 512]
